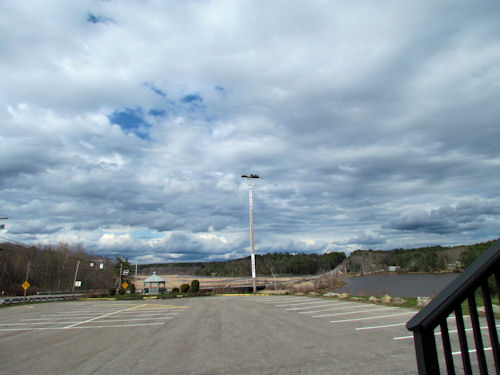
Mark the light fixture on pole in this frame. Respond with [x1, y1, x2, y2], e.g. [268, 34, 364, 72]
[241, 174, 259, 293]
[0, 216, 7, 230]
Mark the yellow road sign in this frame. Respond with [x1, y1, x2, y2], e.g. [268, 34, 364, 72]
[22, 281, 30, 290]
[122, 282, 128, 289]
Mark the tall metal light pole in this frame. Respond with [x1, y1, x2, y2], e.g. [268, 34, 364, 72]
[0, 216, 7, 230]
[242, 174, 259, 293]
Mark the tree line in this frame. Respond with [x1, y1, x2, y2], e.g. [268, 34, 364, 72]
[139, 251, 347, 277]
[344, 240, 497, 274]
[0, 242, 115, 296]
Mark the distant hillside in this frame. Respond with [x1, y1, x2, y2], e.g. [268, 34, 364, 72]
[138, 240, 498, 277]
[0, 242, 115, 295]
[343, 240, 496, 274]
[138, 252, 347, 277]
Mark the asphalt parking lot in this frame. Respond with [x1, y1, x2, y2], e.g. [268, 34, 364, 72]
[0, 296, 495, 374]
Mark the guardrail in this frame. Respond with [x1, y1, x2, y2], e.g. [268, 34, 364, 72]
[1, 294, 84, 304]
[406, 239, 500, 374]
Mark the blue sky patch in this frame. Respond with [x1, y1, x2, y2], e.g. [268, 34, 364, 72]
[214, 85, 225, 94]
[181, 93, 203, 103]
[109, 107, 151, 140]
[148, 109, 166, 117]
[145, 83, 166, 98]
[87, 13, 110, 24]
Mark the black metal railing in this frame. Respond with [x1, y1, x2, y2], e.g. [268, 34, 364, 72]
[406, 239, 500, 374]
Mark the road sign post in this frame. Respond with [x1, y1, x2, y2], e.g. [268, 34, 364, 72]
[23, 261, 30, 303]
[22, 280, 29, 303]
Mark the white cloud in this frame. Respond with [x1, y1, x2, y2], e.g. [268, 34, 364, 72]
[1, 1, 500, 262]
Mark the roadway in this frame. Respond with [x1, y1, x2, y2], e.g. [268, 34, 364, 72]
[0, 295, 491, 374]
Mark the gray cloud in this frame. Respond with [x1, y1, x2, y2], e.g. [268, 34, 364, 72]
[385, 200, 500, 235]
[1, 1, 500, 262]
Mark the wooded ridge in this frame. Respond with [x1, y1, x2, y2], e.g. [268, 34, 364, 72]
[0, 239, 495, 296]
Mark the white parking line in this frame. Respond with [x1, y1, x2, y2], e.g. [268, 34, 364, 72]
[287, 302, 343, 311]
[85, 317, 175, 323]
[298, 302, 359, 314]
[123, 313, 179, 317]
[355, 322, 407, 331]
[453, 347, 492, 356]
[1, 322, 78, 326]
[55, 312, 97, 315]
[121, 310, 182, 314]
[313, 306, 396, 318]
[251, 297, 297, 302]
[393, 324, 500, 341]
[64, 304, 147, 329]
[275, 300, 335, 307]
[24, 317, 96, 321]
[0, 322, 164, 332]
[261, 297, 309, 304]
[330, 312, 415, 324]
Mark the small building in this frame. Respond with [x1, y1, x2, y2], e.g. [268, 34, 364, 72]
[447, 261, 463, 270]
[143, 272, 166, 294]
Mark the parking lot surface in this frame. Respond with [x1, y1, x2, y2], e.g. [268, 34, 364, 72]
[0, 296, 494, 374]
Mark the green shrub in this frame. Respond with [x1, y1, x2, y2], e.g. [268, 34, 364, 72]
[172, 287, 179, 293]
[180, 283, 190, 293]
[191, 279, 200, 293]
[118, 287, 126, 295]
[109, 288, 116, 296]
[129, 283, 136, 293]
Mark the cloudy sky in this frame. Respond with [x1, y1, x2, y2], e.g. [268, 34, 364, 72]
[1, 1, 500, 263]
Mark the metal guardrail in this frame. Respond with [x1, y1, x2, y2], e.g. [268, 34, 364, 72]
[406, 239, 500, 374]
[1, 294, 84, 304]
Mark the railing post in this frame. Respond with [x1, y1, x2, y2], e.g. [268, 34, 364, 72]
[481, 281, 500, 373]
[413, 329, 440, 375]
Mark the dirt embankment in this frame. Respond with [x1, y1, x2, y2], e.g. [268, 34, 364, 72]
[131, 274, 305, 291]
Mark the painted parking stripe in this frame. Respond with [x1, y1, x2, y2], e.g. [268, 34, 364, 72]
[85, 317, 175, 323]
[287, 302, 344, 311]
[21, 311, 182, 323]
[265, 298, 310, 304]
[330, 312, 415, 324]
[122, 313, 180, 317]
[56, 311, 112, 314]
[252, 298, 304, 303]
[313, 306, 396, 318]
[0, 322, 73, 326]
[1, 322, 81, 326]
[393, 323, 500, 341]
[121, 309, 183, 313]
[252, 297, 304, 303]
[0, 322, 164, 332]
[1, 317, 175, 326]
[27, 316, 96, 320]
[298, 302, 359, 314]
[64, 304, 148, 329]
[276, 300, 336, 307]
[355, 322, 408, 331]
[452, 347, 492, 356]
[42, 315, 97, 318]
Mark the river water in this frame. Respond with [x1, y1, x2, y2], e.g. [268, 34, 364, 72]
[331, 273, 460, 298]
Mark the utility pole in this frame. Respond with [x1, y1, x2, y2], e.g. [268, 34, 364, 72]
[72, 260, 80, 293]
[242, 174, 260, 293]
